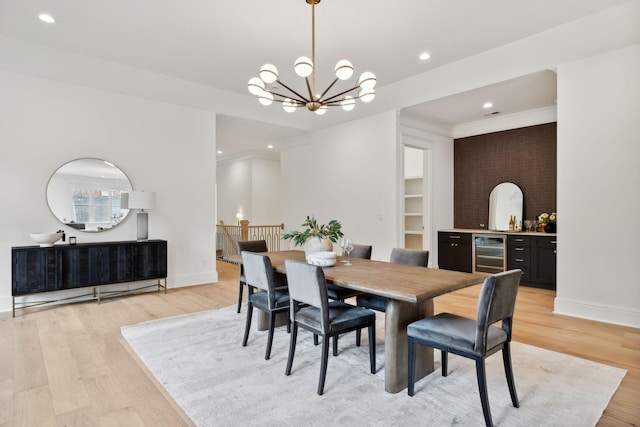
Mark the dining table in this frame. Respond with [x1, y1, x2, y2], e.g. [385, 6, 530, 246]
[227, 249, 487, 393]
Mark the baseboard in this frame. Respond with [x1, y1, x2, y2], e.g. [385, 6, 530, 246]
[169, 271, 218, 289]
[554, 296, 640, 328]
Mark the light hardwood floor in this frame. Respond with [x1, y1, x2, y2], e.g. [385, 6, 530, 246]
[1, 261, 638, 426]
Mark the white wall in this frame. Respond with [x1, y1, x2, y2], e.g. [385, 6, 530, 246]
[0, 71, 218, 313]
[555, 44, 640, 327]
[216, 155, 281, 225]
[280, 111, 455, 262]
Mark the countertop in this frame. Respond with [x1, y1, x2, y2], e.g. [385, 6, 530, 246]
[439, 229, 557, 237]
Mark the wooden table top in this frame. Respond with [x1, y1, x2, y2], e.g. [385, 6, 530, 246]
[226, 250, 487, 303]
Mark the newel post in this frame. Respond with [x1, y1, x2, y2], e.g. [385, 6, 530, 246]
[240, 220, 249, 241]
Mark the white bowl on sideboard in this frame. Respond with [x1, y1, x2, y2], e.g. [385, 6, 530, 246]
[30, 232, 64, 247]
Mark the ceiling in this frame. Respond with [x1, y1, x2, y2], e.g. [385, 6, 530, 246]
[0, 0, 630, 157]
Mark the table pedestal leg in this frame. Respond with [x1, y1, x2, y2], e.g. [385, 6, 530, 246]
[384, 299, 434, 393]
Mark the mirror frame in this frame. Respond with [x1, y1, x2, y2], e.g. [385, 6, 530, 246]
[46, 158, 133, 232]
[488, 182, 523, 231]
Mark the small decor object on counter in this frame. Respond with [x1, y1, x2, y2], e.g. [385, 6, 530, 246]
[281, 215, 344, 259]
[29, 231, 65, 247]
[69, 236, 77, 245]
[538, 212, 557, 233]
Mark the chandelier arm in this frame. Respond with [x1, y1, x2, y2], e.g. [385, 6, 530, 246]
[265, 90, 307, 105]
[318, 77, 340, 101]
[272, 80, 311, 103]
[304, 77, 316, 101]
[321, 84, 361, 103]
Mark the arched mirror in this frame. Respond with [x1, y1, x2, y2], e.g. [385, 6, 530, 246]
[46, 158, 133, 232]
[488, 182, 523, 231]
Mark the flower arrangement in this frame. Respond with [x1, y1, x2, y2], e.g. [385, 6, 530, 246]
[281, 215, 344, 247]
[538, 212, 557, 224]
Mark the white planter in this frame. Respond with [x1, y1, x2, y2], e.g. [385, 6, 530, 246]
[304, 237, 333, 260]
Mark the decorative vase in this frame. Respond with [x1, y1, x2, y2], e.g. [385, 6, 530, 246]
[304, 236, 333, 260]
[544, 222, 556, 233]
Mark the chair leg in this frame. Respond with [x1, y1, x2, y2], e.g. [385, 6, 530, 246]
[242, 302, 253, 347]
[313, 334, 319, 345]
[318, 336, 330, 395]
[355, 328, 361, 347]
[237, 282, 244, 313]
[407, 337, 416, 396]
[333, 335, 338, 356]
[368, 324, 376, 374]
[285, 323, 298, 376]
[475, 358, 494, 427]
[265, 311, 276, 360]
[441, 350, 448, 376]
[502, 342, 520, 408]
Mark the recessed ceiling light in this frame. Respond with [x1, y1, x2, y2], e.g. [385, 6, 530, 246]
[483, 102, 493, 109]
[217, 150, 222, 154]
[38, 14, 55, 24]
[419, 52, 431, 61]
[267, 145, 274, 149]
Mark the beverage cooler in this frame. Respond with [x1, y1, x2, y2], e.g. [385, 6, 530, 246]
[473, 234, 505, 274]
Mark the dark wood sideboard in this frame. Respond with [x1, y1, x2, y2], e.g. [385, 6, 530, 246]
[11, 239, 167, 316]
[438, 231, 556, 289]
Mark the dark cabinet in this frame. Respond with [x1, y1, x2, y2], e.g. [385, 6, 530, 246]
[438, 232, 472, 273]
[507, 235, 556, 289]
[12, 240, 167, 314]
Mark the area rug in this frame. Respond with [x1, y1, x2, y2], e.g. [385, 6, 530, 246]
[121, 306, 626, 427]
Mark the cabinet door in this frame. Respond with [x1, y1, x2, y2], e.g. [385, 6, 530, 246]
[438, 232, 472, 273]
[62, 245, 92, 288]
[12, 248, 63, 295]
[534, 237, 557, 287]
[135, 241, 168, 280]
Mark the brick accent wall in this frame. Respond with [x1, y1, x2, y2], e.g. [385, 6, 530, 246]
[454, 123, 557, 229]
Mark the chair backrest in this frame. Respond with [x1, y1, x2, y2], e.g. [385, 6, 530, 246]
[285, 260, 331, 332]
[350, 244, 373, 259]
[241, 251, 279, 307]
[390, 248, 429, 266]
[474, 269, 522, 353]
[237, 239, 268, 253]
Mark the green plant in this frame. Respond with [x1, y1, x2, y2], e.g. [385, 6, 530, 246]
[281, 215, 344, 247]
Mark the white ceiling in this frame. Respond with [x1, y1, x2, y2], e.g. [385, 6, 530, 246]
[0, 0, 630, 157]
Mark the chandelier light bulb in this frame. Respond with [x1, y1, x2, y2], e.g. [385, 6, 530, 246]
[259, 64, 279, 84]
[359, 87, 375, 103]
[294, 56, 313, 77]
[247, 77, 265, 95]
[358, 72, 377, 90]
[258, 91, 274, 106]
[283, 98, 297, 113]
[335, 60, 354, 80]
[341, 96, 356, 111]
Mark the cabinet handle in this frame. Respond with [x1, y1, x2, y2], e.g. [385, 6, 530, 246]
[515, 258, 524, 262]
[551, 241, 557, 244]
[515, 247, 524, 251]
[515, 238, 524, 242]
[449, 235, 461, 239]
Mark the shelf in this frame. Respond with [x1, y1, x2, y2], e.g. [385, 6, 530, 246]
[404, 194, 422, 198]
[404, 231, 423, 235]
[404, 213, 422, 216]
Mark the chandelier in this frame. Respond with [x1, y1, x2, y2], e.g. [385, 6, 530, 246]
[247, 0, 376, 115]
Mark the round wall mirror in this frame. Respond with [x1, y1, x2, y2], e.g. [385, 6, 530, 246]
[46, 158, 133, 232]
[488, 182, 523, 231]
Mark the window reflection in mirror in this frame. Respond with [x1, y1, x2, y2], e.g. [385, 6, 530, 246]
[46, 158, 133, 232]
[488, 182, 523, 231]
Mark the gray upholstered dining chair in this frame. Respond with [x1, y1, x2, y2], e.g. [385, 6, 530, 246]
[284, 260, 376, 395]
[354, 248, 428, 345]
[236, 240, 268, 313]
[407, 269, 522, 427]
[241, 251, 291, 360]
